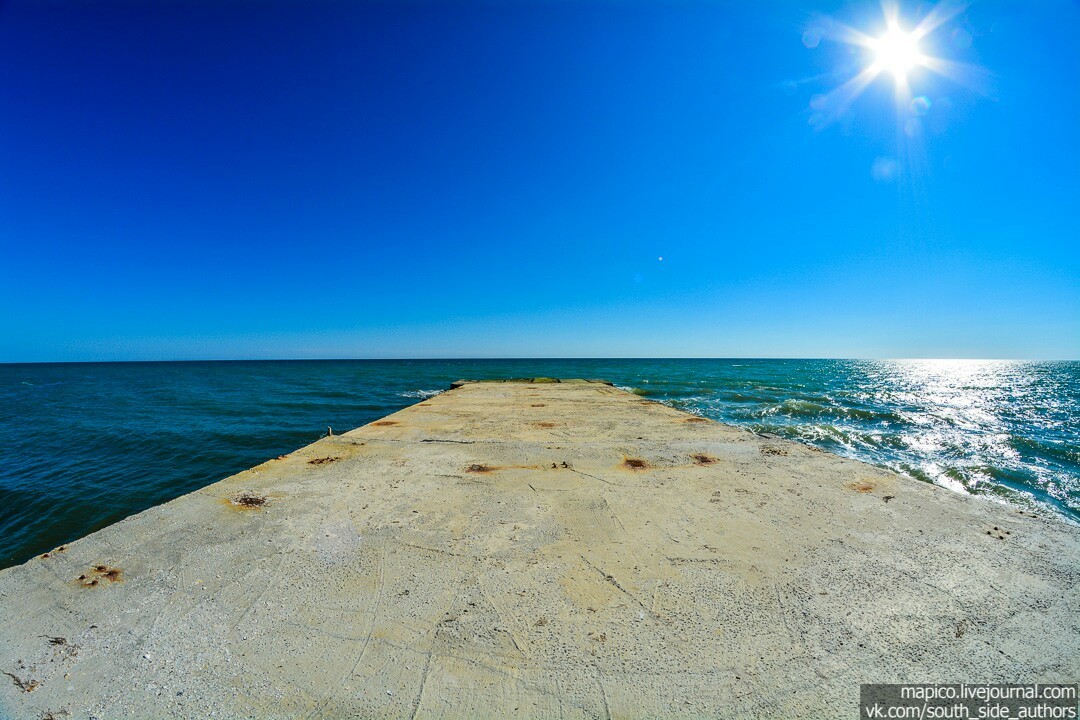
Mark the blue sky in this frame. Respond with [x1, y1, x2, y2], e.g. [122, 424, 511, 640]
[1, 0, 1077, 361]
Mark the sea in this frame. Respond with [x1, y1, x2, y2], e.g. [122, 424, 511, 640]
[1, 359, 1077, 569]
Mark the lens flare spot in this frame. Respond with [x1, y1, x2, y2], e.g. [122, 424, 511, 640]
[871, 157, 900, 182]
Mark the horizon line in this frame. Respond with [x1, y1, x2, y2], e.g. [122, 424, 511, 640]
[3, 356, 1077, 366]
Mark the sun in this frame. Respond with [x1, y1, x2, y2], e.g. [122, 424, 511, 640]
[870, 25, 923, 80]
[801, 2, 988, 129]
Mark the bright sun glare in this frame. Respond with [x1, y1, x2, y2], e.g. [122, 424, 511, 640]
[871, 26, 923, 79]
[801, 1, 988, 129]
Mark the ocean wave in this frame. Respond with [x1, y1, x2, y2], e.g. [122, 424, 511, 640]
[398, 389, 442, 399]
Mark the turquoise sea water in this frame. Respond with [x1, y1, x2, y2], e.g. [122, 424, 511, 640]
[1, 359, 1077, 568]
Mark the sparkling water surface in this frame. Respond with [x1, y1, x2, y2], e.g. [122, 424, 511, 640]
[1, 359, 1077, 568]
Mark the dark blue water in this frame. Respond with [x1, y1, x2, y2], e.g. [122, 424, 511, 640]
[1, 359, 1077, 568]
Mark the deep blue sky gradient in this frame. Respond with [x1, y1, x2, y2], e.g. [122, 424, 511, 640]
[2, 0, 1077, 361]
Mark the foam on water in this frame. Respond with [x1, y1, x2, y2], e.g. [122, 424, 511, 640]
[397, 389, 443, 399]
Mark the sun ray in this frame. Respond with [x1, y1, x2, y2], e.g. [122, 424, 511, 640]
[804, 13, 878, 49]
[912, 0, 968, 41]
[920, 57, 997, 98]
[809, 66, 881, 129]
[829, 22, 878, 49]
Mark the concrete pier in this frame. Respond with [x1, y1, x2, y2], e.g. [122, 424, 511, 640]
[1, 380, 1078, 718]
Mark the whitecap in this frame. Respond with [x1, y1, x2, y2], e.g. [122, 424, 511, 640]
[398, 389, 442, 399]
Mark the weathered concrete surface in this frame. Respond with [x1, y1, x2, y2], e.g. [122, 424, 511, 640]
[1, 380, 1078, 719]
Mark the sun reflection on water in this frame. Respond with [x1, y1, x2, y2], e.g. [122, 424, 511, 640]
[666, 359, 1079, 522]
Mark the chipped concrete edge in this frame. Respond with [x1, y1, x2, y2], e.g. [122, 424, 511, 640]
[449, 378, 615, 389]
